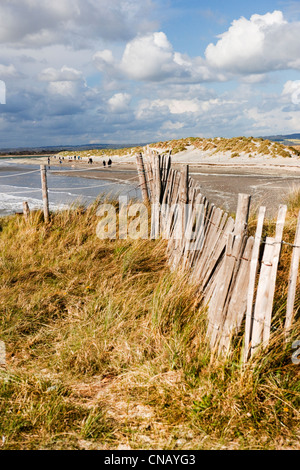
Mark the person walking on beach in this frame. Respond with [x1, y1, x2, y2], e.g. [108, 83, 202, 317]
[103, 160, 106, 167]
[108, 158, 112, 167]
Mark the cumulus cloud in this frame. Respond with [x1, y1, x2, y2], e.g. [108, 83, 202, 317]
[47, 81, 83, 98]
[120, 32, 174, 81]
[135, 99, 196, 120]
[0, 0, 157, 48]
[38, 66, 83, 82]
[0, 64, 19, 78]
[205, 10, 300, 74]
[94, 31, 225, 83]
[108, 92, 131, 112]
[282, 80, 300, 105]
[93, 50, 115, 70]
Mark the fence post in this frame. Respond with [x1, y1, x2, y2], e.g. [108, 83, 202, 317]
[179, 165, 189, 241]
[23, 201, 30, 222]
[0, 341, 5, 368]
[136, 153, 150, 205]
[234, 193, 251, 238]
[250, 237, 275, 357]
[40, 165, 50, 223]
[263, 204, 287, 348]
[243, 206, 266, 363]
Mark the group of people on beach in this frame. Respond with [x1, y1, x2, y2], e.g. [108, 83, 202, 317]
[47, 155, 113, 167]
[103, 158, 112, 167]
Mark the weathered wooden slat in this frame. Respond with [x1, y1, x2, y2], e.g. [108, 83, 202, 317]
[163, 154, 172, 195]
[171, 166, 189, 267]
[180, 166, 189, 202]
[40, 165, 50, 223]
[184, 198, 207, 270]
[181, 193, 203, 269]
[193, 207, 224, 281]
[166, 193, 180, 258]
[162, 169, 174, 206]
[144, 160, 154, 202]
[206, 232, 236, 348]
[0, 341, 6, 368]
[170, 170, 181, 206]
[160, 154, 165, 189]
[234, 193, 251, 237]
[192, 205, 217, 277]
[150, 154, 162, 239]
[263, 205, 287, 348]
[219, 194, 251, 314]
[189, 202, 214, 269]
[202, 193, 250, 315]
[285, 210, 300, 337]
[188, 199, 210, 271]
[155, 154, 162, 204]
[200, 212, 229, 286]
[136, 153, 150, 205]
[23, 201, 30, 222]
[242, 206, 266, 363]
[219, 236, 254, 355]
[250, 237, 275, 357]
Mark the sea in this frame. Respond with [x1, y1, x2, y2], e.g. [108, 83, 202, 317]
[0, 157, 141, 217]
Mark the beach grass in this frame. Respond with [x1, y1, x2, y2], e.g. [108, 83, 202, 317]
[0, 193, 299, 450]
[56, 136, 300, 160]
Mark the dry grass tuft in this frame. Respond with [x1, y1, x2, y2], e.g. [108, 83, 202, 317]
[0, 195, 300, 449]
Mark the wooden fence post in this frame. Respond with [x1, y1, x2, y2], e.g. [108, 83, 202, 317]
[263, 205, 287, 348]
[180, 165, 189, 241]
[0, 341, 6, 368]
[40, 165, 50, 223]
[243, 206, 266, 363]
[172, 166, 189, 267]
[136, 153, 150, 205]
[23, 201, 30, 222]
[250, 237, 275, 357]
[285, 210, 300, 337]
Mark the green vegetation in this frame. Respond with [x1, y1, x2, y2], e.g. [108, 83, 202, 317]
[154, 136, 299, 158]
[0, 194, 300, 450]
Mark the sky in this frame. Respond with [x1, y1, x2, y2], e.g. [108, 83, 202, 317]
[1, 0, 300, 148]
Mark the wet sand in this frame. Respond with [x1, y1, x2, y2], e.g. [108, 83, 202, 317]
[3, 155, 300, 216]
[52, 162, 300, 216]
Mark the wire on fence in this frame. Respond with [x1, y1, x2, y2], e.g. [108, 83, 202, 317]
[0, 188, 42, 195]
[0, 169, 41, 178]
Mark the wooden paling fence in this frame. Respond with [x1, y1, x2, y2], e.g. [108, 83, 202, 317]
[136, 147, 300, 362]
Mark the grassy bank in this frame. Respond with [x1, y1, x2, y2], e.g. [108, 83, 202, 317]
[57, 136, 300, 160]
[0, 195, 299, 450]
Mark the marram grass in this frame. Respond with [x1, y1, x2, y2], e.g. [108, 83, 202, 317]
[0, 194, 299, 450]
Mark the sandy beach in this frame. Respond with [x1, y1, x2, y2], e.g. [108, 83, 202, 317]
[2, 148, 300, 215]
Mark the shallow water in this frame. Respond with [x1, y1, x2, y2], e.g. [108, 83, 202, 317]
[0, 159, 140, 216]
